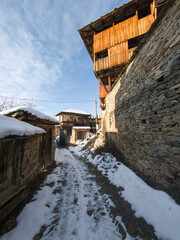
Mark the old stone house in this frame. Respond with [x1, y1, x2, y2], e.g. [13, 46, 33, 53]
[0, 114, 46, 222]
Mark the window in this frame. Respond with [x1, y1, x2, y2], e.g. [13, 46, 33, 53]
[138, 5, 151, 19]
[95, 49, 108, 60]
[128, 34, 145, 50]
[128, 37, 139, 49]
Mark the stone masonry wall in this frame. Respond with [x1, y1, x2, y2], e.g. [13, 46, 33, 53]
[95, 0, 180, 202]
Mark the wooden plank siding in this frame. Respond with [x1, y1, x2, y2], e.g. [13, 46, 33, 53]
[95, 56, 109, 72]
[109, 41, 129, 67]
[94, 41, 129, 72]
[94, 3, 154, 53]
[94, 15, 138, 53]
[93, 3, 155, 72]
[138, 14, 154, 35]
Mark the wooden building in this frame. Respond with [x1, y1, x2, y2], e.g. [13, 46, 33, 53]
[79, 0, 167, 109]
[1, 106, 58, 167]
[0, 114, 45, 222]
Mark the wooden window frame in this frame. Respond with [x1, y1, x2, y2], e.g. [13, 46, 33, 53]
[95, 49, 108, 60]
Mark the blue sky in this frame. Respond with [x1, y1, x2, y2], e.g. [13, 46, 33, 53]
[0, 0, 128, 117]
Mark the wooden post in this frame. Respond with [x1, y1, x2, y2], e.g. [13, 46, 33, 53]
[93, 32, 96, 71]
[95, 94, 98, 134]
[108, 76, 111, 91]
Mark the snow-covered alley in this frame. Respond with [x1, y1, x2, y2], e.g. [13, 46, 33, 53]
[1, 142, 180, 240]
[0, 148, 122, 240]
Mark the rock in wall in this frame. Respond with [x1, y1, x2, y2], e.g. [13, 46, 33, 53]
[95, 0, 180, 203]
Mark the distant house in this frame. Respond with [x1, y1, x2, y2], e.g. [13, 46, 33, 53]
[0, 114, 45, 222]
[1, 106, 59, 167]
[56, 109, 91, 136]
[79, 0, 167, 109]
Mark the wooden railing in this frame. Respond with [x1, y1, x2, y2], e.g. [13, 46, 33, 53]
[94, 41, 129, 72]
[94, 56, 109, 72]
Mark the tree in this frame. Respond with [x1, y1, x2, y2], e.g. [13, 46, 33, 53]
[0, 96, 38, 112]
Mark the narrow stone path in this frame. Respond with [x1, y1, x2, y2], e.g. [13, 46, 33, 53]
[1, 147, 159, 240]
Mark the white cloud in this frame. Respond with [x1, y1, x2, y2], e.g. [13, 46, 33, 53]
[0, 0, 127, 108]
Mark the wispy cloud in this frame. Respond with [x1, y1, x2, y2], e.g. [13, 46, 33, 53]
[0, 1, 63, 96]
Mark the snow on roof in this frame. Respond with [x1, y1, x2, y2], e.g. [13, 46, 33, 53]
[73, 126, 90, 130]
[0, 114, 45, 139]
[1, 106, 58, 123]
[57, 109, 90, 116]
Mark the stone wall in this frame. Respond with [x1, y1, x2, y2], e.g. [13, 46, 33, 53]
[95, 0, 180, 202]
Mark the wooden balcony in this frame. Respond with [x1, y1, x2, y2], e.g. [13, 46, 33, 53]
[93, 2, 155, 73]
[94, 41, 130, 72]
[94, 8, 155, 54]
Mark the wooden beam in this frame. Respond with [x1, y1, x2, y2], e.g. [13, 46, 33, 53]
[108, 76, 111, 90]
[99, 78, 108, 93]
[95, 73, 108, 94]
[90, 25, 95, 31]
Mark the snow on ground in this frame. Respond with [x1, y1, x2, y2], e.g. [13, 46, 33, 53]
[0, 114, 45, 138]
[1, 106, 58, 123]
[70, 140, 180, 240]
[1, 134, 179, 240]
[0, 148, 132, 240]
